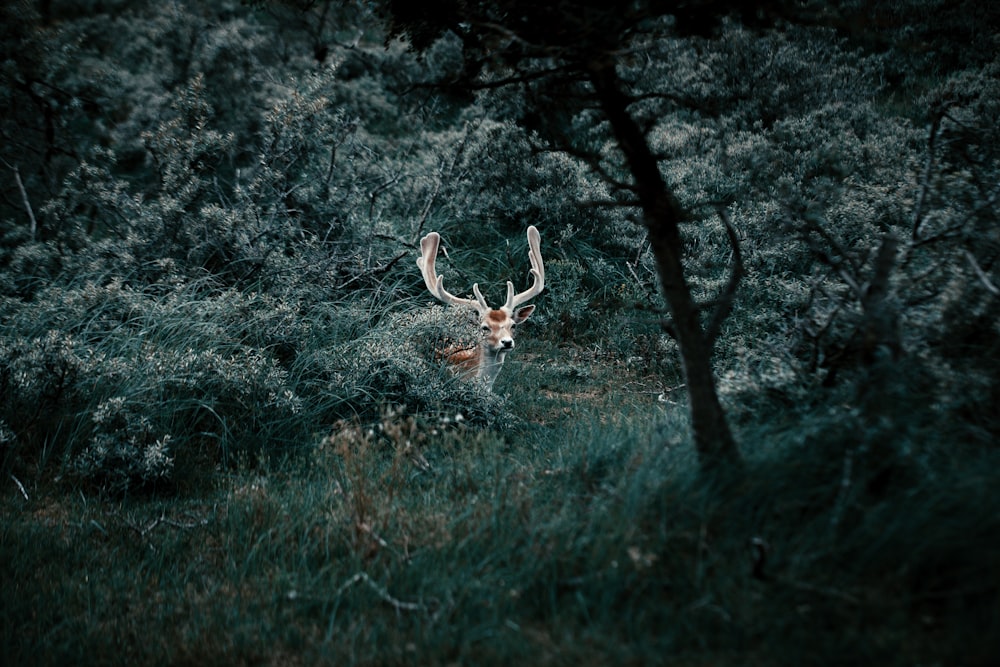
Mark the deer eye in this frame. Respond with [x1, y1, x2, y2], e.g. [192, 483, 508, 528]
[480, 324, 491, 334]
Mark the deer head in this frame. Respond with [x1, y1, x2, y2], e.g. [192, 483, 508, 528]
[417, 226, 544, 390]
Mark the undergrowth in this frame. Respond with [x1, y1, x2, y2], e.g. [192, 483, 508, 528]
[3, 360, 998, 666]
[0, 275, 514, 493]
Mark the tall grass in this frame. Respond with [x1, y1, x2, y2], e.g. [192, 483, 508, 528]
[4, 357, 998, 665]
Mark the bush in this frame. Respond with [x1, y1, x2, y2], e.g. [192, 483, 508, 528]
[324, 303, 511, 426]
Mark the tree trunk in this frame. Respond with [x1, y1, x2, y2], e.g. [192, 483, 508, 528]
[857, 232, 903, 496]
[586, 58, 742, 471]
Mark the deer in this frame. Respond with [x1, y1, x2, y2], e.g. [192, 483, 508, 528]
[417, 226, 544, 391]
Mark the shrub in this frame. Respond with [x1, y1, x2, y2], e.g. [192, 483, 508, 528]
[72, 397, 174, 494]
[325, 304, 511, 427]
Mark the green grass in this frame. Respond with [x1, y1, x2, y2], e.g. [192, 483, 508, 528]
[2, 282, 997, 665]
[3, 341, 999, 666]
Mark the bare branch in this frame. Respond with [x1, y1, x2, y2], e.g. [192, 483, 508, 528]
[334, 572, 427, 613]
[368, 172, 402, 221]
[405, 62, 571, 95]
[963, 249, 1000, 296]
[531, 138, 639, 194]
[10, 163, 37, 241]
[10, 474, 28, 501]
[790, 214, 864, 297]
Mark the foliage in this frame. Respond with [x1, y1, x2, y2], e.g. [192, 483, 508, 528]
[73, 396, 175, 494]
[0, 0, 998, 663]
[0, 0, 994, 489]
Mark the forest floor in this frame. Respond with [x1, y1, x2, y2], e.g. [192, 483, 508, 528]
[2, 343, 996, 666]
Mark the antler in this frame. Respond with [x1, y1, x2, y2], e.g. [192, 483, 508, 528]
[417, 231, 489, 311]
[503, 225, 545, 312]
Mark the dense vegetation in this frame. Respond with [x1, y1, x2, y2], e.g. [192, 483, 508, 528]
[2, 1, 998, 664]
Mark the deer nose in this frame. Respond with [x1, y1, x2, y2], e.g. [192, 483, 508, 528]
[500, 338, 514, 350]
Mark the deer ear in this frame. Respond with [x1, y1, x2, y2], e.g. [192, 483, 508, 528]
[513, 305, 535, 324]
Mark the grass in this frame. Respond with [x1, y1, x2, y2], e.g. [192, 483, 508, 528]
[3, 330, 999, 665]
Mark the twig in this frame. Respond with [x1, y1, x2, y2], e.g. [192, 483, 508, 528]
[577, 198, 641, 209]
[750, 537, 861, 605]
[368, 172, 402, 221]
[963, 249, 1000, 296]
[624, 241, 663, 312]
[126, 515, 162, 537]
[334, 572, 427, 612]
[11, 164, 38, 241]
[10, 474, 28, 501]
[325, 120, 359, 190]
[790, 213, 864, 297]
[162, 515, 211, 529]
[532, 134, 638, 194]
[125, 511, 210, 537]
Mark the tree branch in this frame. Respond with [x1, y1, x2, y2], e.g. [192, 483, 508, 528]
[790, 214, 864, 298]
[7, 162, 37, 240]
[963, 249, 1000, 296]
[530, 132, 638, 194]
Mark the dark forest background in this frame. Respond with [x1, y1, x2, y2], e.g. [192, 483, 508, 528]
[2, 1, 999, 664]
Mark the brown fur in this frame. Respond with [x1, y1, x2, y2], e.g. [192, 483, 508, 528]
[439, 344, 481, 376]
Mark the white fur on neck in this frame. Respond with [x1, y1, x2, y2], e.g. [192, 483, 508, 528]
[479, 348, 509, 390]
